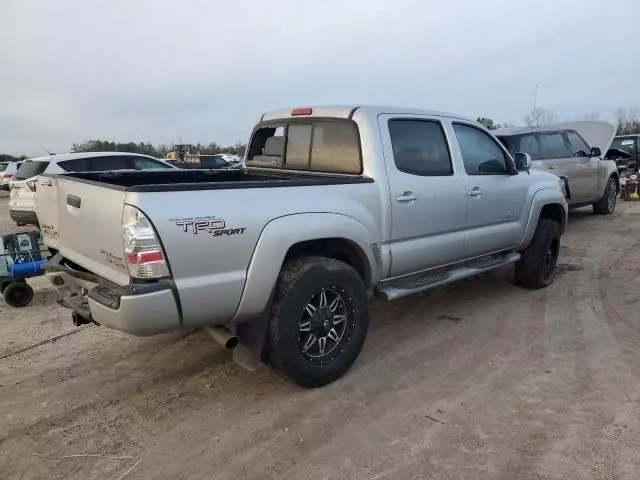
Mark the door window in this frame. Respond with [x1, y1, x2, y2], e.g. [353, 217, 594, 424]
[453, 124, 510, 175]
[565, 131, 590, 157]
[539, 132, 571, 159]
[388, 119, 452, 176]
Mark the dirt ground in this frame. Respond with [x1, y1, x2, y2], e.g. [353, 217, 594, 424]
[2, 190, 640, 480]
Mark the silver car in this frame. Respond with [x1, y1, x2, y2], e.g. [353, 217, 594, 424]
[495, 121, 618, 214]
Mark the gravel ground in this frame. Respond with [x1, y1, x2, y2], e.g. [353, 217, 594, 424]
[2, 189, 640, 479]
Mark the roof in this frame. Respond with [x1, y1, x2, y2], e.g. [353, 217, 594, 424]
[25, 151, 159, 164]
[260, 105, 473, 123]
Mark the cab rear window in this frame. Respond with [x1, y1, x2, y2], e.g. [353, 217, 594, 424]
[247, 120, 361, 174]
[14, 161, 49, 180]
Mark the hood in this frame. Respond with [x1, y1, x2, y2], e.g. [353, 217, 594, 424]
[549, 121, 617, 156]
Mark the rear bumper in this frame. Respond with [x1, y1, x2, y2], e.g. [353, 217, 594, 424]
[88, 282, 181, 336]
[10, 209, 39, 225]
[45, 253, 181, 336]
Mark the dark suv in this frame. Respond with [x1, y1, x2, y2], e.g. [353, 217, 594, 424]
[607, 134, 639, 172]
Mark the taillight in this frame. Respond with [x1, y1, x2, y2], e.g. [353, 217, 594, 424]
[1, 173, 12, 179]
[26, 180, 37, 192]
[121, 205, 169, 279]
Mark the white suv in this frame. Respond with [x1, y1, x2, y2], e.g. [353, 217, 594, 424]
[9, 152, 174, 225]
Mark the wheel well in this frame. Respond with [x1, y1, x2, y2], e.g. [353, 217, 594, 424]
[284, 238, 371, 287]
[540, 203, 567, 234]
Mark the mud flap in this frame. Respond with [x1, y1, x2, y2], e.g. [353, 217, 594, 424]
[233, 317, 270, 370]
[232, 289, 275, 371]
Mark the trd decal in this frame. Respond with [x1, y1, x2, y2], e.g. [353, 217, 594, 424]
[171, 216, 247, 237]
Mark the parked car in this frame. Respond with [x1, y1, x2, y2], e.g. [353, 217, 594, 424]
[607, 134, 639, 173]
[10, 152, 174, 225]
[494, 121, 619, 214]
[1, 161, 23, 190]
[37, 105, 568, 388]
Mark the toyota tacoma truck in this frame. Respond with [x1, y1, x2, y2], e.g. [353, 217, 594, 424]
[35, 105, 568, 388]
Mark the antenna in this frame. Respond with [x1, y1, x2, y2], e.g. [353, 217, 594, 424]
[531, 83, 539, 129]
[40, 144, 52, 155]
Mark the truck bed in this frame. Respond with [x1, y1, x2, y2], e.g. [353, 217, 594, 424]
[49, 169, 373, 192]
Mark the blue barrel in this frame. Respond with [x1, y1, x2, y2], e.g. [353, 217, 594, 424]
[11, 259, 48, 280]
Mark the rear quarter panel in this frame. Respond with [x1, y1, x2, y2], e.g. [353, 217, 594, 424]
[127, 181, 382, 328]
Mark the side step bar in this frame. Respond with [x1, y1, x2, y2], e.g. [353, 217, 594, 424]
[375, 252, 521, 301]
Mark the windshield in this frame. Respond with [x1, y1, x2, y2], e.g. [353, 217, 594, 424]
[14, 161, 49, 180]
[610, 137, 637, 154]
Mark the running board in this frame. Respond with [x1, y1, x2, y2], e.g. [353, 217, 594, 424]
[375, 252, 521, 301]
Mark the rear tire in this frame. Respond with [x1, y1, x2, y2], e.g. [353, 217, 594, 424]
[593, 177, 617, 214]
[3, 282, 34, 308]
[515, 219, 560, 289]
[0, 281, 10, 294]
[266, 256, 369, 388]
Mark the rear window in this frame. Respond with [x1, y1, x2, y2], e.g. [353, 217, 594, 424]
[14, 161, 49, 179]
[247, 120, 361, 174]
[0, 163, 7, 172]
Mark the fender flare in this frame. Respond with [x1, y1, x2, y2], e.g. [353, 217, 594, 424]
[517, 189, 568, 250]
[232, 212, 380, 323]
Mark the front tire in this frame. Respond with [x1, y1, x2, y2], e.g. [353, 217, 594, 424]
[266, 256, 369, 388]
[593, 177, 617, 214]
[515, 219, 560, 289]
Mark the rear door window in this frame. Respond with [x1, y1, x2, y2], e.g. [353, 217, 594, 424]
[388, 119, 453, 176]
[14, 161, 49, 179]
[565, 131, 590, 157]
[539, 132, 571, 159]
[60, 156, 136, 172]
[499, 133, 542, 160]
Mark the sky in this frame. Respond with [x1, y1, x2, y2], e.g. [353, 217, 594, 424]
[1, 0, 639, 156]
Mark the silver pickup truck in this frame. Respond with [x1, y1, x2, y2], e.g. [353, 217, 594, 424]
[36, 105, 568, 388]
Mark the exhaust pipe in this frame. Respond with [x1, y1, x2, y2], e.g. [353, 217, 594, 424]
[205, 326, 239, 350]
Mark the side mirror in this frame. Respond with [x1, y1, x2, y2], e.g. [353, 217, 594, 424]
[590, 147, 602, 157]
[514, 152, 532, 172]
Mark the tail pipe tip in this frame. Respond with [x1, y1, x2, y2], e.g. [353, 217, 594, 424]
[205, 326, 239, 350]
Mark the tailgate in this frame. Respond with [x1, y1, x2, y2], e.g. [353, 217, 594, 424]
[37, 175, 131, 286]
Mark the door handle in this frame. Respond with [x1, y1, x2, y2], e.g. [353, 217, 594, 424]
[467, 188, 483, 197]
[396, 192, 417, 203]
[547, 165, 557, 170]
